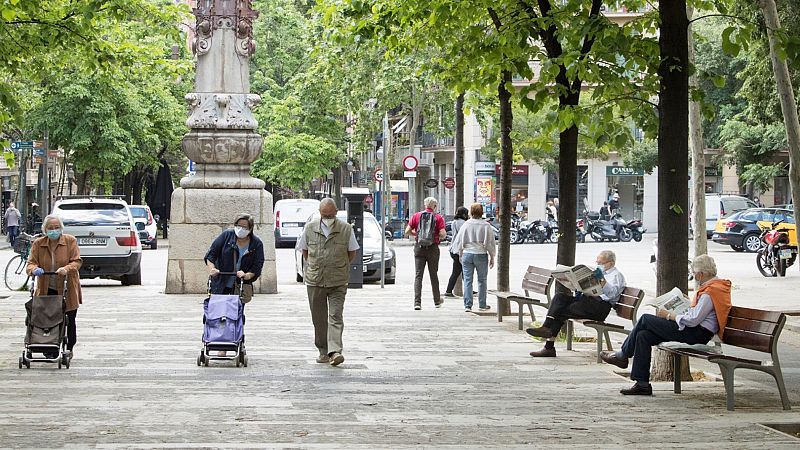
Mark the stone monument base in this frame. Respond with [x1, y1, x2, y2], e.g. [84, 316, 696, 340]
[165, 187, 277, 294]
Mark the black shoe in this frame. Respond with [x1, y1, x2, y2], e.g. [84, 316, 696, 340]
[443, 292, 456, 298]
[525, 326, 554, 338]
[414, 304, 421, 310]
[529, 347, 556, 357]
[600, 351, 629, 369]
[620, 383, 652, 396]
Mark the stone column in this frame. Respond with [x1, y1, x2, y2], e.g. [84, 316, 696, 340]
[166, 0, 277, 294]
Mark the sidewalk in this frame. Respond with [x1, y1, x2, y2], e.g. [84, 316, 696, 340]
[0, 281, 798, 447]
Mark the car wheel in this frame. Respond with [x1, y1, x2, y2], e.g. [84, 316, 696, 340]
[296, 273, 303, 283]
[122, 265, 142, 286]
[385, 278, 396, 285]
[151, 240, 158, 250]
[729, 244, 744, 252]
[743, 233, 761, 253]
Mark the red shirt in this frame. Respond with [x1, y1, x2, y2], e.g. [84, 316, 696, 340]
[407, 208, 446, 244]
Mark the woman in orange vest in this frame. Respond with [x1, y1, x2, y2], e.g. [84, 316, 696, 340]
[600, 255, 732, 395]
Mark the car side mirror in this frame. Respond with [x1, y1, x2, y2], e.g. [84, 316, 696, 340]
[136, 222, 145, 231]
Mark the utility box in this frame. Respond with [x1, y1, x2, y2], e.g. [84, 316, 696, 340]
[343, 188, 368, 288]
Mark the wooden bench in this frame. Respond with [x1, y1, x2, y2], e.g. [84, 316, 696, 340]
[488, 266, 553, 330]
[565, 287, 645, 362]
[658, 306, 790, 411]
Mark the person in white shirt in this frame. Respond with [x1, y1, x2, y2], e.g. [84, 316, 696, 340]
[449, 203, 496, 312]
[527, 250, 626, 357]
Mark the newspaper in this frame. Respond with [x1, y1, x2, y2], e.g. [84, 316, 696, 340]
[645, 287, 691, 315]
[551, 264, 604, 297]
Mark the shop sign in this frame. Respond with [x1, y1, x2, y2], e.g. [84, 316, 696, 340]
[606, 166, 644, 176]
[704, 166, 721, 177]
[443, 177, 455, 189]
[424, 178, 438, 188]
[495, 164, 529, 175]
[475, 161, 495, 176]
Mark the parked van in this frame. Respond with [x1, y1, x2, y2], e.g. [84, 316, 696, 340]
[274, 198, 321, 248]
[692, 194, 757, 238]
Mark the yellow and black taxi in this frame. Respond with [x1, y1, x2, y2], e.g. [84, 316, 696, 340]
[712, 207, 795, 253]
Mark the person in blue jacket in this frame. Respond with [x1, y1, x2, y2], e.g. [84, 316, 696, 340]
[204, 214, 265, 295]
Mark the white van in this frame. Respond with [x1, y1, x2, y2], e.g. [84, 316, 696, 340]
[692, 194, 757, 238]
[274, 198, 321, 248]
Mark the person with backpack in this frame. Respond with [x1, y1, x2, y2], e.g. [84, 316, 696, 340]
[449, 203, 496, 312]
[444, 206, 469, 298]
[405, 197, 447, 310]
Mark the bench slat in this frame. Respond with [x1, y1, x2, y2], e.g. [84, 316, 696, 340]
[728, 305, 783, 323]
[725, 316, 778, 335]
[722, 328, 774, 353]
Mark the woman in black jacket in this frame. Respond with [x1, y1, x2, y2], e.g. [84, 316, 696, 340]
[204, 214, 265, 295]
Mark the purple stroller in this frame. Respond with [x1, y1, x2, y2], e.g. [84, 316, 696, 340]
[197, 273, 247, 367]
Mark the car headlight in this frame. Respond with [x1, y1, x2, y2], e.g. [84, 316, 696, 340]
[372, 251, 393, 260]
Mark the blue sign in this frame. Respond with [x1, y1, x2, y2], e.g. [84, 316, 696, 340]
[188, 160, 196, 176]
[10, 141, 33, 151]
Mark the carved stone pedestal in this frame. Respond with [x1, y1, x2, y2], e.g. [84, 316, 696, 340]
[165, 187, 277, 294]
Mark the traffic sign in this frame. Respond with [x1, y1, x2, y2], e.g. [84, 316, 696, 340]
[402, 155, 418, 171]
[10, 141, 33, 150]
[373, 169, 384, 182]
[443, 177, 455, 189]
[364, 195, 373, 204]
[404, 170, 417, 178]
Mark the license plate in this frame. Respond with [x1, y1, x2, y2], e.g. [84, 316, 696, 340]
[282, 223, 298, 228]
[78, 237, 107, 246]
[362, 265, 367, 273]
[779, 248, 793, 259]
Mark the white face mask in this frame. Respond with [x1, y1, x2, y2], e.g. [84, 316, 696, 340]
[322, 218, 335, 228]
[234, 226, 249, 239]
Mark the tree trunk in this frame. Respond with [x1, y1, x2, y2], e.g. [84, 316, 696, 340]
[760, 0, 800, 216]
[497, 71, 513, 306]
[653, 0, 692, 382]
[556, 122, 578, 269]
[688, 7, 707, 257]
[455, 92, 465, 208]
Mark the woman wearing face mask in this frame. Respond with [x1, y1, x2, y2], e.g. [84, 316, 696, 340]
[27, 215, 83, 359]
[205, 214, 266, 296]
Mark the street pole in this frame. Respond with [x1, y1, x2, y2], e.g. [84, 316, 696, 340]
[380, 112, 389, 288]
[18, 145, 26, 232]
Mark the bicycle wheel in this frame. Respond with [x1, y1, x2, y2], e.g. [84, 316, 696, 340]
[4, 255, 30, 291]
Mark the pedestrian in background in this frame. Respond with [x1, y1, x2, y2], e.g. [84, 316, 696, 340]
[546, 200, 558, 222]
[405, 197, 446, 310]
[450, 203, 496, 312]
[4, 201, 21, 246]
[444, 206, 469, 298]
[609, 192, 620, 216]
[297, 198, 359, 366]
[599, 201, 611, 220]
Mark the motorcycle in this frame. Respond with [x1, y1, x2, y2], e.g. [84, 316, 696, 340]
[549, 219, 586, 243]
[626, 218, 646, 242]
[584, 210, 632, 242]
[756, 220, 797, 277]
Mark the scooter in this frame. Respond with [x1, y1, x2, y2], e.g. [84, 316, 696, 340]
[756, 220, 797, 277]
[627, 218, 646, 242]
[585, 210, 632, 242]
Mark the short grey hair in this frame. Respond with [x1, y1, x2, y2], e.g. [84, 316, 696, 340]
[424, 197, 438, 208]
[320, 197, 337, 209]
[41, 215, 64, 232]
[692, 254, 717, 277]
[599, 250, 616, 265]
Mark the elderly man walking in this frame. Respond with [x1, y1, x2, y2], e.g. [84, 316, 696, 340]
[296, 198, 359, 366]
[4, 202, 21, 246]
[405, 197, 446, 310]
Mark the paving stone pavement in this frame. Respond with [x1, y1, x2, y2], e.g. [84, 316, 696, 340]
[1, 280, 799, 448]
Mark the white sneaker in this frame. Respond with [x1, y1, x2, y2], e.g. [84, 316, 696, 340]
[316, 354, 330, 364]
[329, 352, 345, 366]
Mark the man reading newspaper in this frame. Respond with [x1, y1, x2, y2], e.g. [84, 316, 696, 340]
[600, 255, 732, 396]
[527, 250, 626, 358]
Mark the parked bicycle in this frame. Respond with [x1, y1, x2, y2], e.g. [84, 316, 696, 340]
[5, 232, 41, 290]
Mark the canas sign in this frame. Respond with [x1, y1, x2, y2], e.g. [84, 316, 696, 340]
[606, 166, 644, 176]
